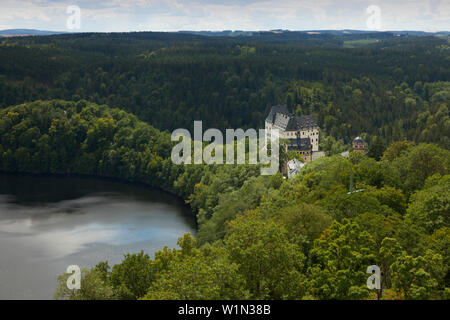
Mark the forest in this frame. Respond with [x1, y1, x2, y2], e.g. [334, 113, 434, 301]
[0, 32, 448, 300]
[0, 100, 448, 300]
[0, 32, 448, 148]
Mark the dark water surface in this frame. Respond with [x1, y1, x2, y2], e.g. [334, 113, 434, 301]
[0, 173, 195, 299]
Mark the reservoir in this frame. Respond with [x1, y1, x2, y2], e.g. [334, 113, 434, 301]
[0, 173, 196, 299]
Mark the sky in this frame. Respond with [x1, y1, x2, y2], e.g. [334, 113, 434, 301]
[0, 0, 448, 32]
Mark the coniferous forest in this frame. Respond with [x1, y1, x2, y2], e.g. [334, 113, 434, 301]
[0, 31, 449, 300]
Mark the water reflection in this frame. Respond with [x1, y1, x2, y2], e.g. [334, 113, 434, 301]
[0, 174, 195, 299]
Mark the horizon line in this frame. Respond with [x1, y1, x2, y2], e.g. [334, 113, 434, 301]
[1, 28, 449, 34]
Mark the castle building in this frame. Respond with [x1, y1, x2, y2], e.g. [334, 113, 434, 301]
[286, 133, 313, 162]
[265, 105, 319, 153]
[353, 136, 365, 153]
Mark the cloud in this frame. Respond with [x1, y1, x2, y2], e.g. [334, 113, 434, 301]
[0, 0, 56, 22]
[0, 0, 448, 32]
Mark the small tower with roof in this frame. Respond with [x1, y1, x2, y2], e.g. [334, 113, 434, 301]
[353, 136, 365, 153]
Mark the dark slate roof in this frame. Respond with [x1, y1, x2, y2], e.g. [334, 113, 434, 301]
[272, 114, 289, 130]
[266, 105, 318, 131]
[296, 115, 318, 129]
[287, 137, 312, 151]
[285, 117, 298, 131]
[285, 115, 318, 131]
[353, 136, 364, 143]
[266, 105, 290, 123]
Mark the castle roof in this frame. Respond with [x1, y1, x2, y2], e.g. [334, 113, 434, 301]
[286, 115, 318, 131]
[266, 105, 318, 131]
[353, 136, 364, 143]
[273, 112, 291, 130]
[266, 105, 290, 123]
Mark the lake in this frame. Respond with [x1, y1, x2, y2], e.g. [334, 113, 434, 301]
[0, 173, 196, 300]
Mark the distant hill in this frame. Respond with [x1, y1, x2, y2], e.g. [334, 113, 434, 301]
[1, 28, 447, 39]
[178, 29, 449, 37]
[1, 28, 446, 44]
[0, 29, 68, 37]
[178, 30, 254, 37]
[178, 30, 383, 37]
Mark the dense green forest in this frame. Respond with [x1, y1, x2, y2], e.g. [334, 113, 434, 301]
[0, 100, 448, 300]
[0, 32, 449, 300]
[0, 32, 449, 147]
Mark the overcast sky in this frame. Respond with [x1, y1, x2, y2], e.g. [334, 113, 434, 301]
[0, 0, 448, 32]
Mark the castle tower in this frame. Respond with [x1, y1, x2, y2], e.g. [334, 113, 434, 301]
[353, 136, 365, 153]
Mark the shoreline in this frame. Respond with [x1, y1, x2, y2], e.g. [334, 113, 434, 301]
[0, 170, 198, 227]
